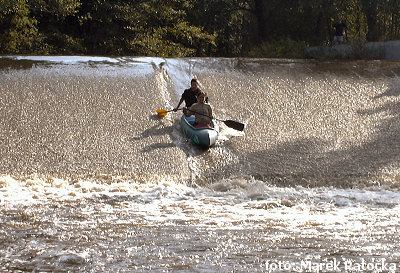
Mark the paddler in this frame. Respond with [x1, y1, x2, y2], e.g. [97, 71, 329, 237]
[183, 92, 213, 128]
[173, 78, 208, 111]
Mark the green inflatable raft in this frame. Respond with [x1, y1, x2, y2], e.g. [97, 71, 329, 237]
[180, 115, 219, 148]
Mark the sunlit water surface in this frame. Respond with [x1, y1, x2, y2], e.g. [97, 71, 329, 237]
[1, 56, 400, 272]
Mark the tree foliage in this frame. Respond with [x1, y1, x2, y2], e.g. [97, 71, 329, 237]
[0, 0, 399, 56]
[0, 0, 39, 53]
[129, 0, 216, 56]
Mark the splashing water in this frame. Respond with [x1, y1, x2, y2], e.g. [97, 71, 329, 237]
[1, 56, 400, 272]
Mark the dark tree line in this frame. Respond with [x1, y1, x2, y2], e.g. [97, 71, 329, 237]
[1, 0, 400, 57]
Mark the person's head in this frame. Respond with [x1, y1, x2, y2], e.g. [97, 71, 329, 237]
[191, 78, 199, 89]
[196, 91, 207, 103]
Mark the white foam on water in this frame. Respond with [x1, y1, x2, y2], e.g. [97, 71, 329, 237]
[2, 173, 399, 272]
[0, 175, 35, 203]
[7, 55, 121, 64]
[1, 175, 399, 233]
[126, 56, 165, 66]
[217, 125, 245, 142]
[160, 59, 217, 183]
[152, 59, 174, 113]
[1, 56, 180, 79]
[163, 59, 196, 97]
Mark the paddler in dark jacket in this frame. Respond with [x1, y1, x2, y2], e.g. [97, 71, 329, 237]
[173, 78, 208, 111]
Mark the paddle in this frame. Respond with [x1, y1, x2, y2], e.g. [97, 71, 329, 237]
[186, 108, 245, 131]
[155, 108, 178, 118]
[156, 107, 245, 131]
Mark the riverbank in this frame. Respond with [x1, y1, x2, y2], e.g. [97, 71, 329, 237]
[306, 40, 400, 60]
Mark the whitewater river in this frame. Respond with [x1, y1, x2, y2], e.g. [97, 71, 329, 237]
[1, 56, 400, 272]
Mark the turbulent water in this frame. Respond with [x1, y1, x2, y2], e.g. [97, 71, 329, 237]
[1, 56, 400, 272]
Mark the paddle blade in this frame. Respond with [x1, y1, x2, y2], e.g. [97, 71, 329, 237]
[223, 120, 245, 131]
[156, 108, 168, 118]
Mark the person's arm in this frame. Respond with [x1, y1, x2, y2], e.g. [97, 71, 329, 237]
[208, 105, 213, 119]
[183, 105, 193, 116]
[174, 91, 187, 111]
[174, 97, 184, 111]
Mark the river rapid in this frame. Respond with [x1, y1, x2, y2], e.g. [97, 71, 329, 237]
[1, 56, 400, 272]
